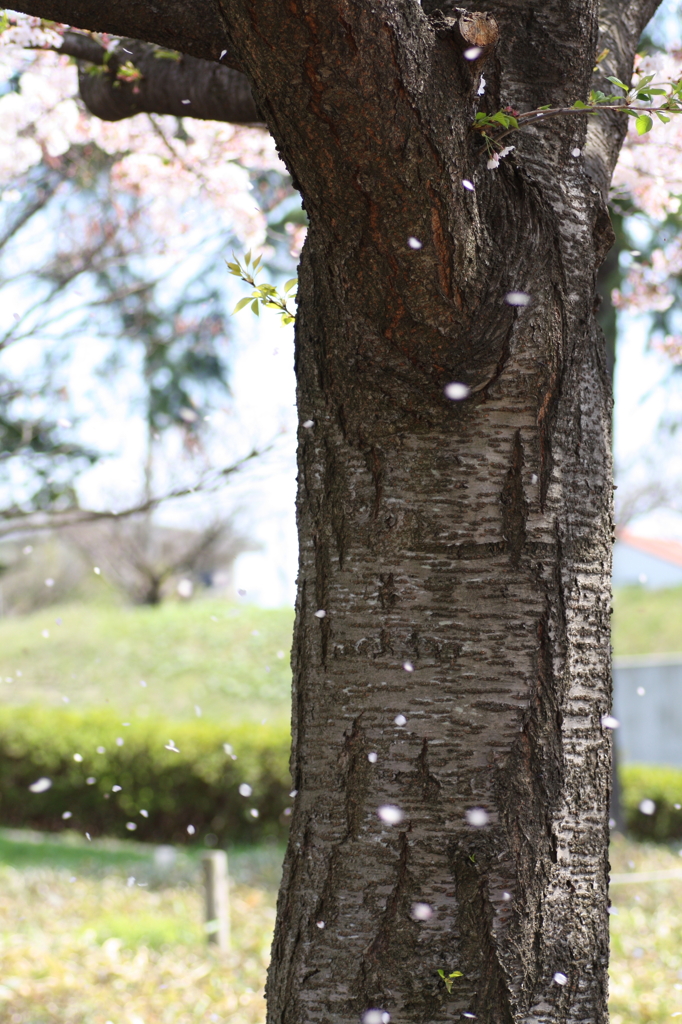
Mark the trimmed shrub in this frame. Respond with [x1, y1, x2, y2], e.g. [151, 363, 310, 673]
[621, 764, 682, 842]
[0, 706, 291, 844]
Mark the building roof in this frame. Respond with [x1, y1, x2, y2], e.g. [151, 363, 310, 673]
[618, 528, 682, 569]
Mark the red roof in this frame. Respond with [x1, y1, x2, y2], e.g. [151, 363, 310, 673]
[618, 528, 682, 569]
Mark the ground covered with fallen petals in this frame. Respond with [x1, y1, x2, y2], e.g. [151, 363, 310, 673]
[610, 835, 682, 1024]
[0, 834, 281, 1024]
[0, 832, 681, 1023]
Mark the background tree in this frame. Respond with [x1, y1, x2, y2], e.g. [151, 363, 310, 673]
[0, 3, 670, 1024]
[0, 34, 297, 528]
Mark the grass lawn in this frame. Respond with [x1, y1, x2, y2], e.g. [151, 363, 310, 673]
[612, 586, 682, 657]
[0, 599, 293, 723]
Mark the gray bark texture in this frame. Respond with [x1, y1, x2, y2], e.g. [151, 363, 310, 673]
[8, 0, 664, 1021]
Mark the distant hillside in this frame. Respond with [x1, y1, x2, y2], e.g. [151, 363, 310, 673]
[612, 586, 682, 657]
[0, 599, 293, 723]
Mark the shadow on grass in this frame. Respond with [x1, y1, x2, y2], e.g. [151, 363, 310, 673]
[0, 826, 285, 890]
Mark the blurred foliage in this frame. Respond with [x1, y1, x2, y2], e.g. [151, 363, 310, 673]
[621, 763, 682, 841]
[0, 706, 292, 845]
[609, 835, 682, 1024]
[0, 826, 285, 888]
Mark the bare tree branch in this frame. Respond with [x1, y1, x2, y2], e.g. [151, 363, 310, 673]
[29, 30, 260, 124]
[0, 441, 276, 538]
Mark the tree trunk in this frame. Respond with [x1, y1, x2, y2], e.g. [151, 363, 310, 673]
[275, 151, 615, 1024]
[5, 0, 665, 1020]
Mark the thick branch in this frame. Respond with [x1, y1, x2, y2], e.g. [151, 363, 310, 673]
[53, 33, 261, 124]
[9, 0, 226, 61]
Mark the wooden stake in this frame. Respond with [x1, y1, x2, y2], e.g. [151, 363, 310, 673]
[202, 850, 230, 950]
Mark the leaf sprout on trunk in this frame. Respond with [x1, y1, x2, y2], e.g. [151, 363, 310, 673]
[227, 251, 297, 325]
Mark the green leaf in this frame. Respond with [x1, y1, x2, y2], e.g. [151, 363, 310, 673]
[284, 278, 298, 292]
[606, 75, 629, 91]
[656, 111, 671, 123]
[225, 261, 241, 274]
[636, 113, 653, 134]
[244, 250, 251, 267]
[572, 100, 588, 109]
[252, 255, 262, 270]
[251, 299, 260, 315]
[232, 297, 253, 313]
[449, 972, 463, 978]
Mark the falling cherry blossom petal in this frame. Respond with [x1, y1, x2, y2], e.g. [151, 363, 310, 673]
[505, 291, 531, 306]
[378, 804, 404, 825]
[466, 807, 489, 827]
[444, 382, 470, 401]
[29, 777, 52, 793]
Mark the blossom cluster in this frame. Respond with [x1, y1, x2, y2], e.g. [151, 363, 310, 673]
[0, 23, 287, 252]
[611, 47, 682, 359]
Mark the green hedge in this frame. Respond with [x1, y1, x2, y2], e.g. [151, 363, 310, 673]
[5, 707, 682, 847]
[621, 764, 682, 842]
[0, 706, 291, 844]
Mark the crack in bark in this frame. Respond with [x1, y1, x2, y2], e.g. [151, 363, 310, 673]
[355, 830, 412, 1011]
[413, 737, 443, 804]
[449, 844, 515, 1024]
[340, 716, 371, 841]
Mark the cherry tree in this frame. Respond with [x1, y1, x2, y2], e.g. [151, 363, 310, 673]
[0, 2, 675, 1023]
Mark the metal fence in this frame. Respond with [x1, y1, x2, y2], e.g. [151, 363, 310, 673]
[614, 654, 682, 765]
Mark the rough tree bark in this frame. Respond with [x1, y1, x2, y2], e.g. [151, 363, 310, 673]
[8, 0, 664, 1021]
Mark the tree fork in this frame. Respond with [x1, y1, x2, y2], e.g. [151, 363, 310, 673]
[6, 0, 666, 1020]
